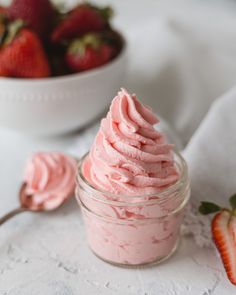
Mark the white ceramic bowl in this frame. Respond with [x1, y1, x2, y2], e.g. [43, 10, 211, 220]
[0, 44, 127, 136]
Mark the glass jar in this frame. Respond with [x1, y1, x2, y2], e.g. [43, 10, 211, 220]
[76, 151, 190, 267]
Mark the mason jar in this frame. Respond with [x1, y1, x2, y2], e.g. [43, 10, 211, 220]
[76, 151, 190, 267]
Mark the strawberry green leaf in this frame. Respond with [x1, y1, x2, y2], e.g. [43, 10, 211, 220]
[229, 194, 236, 210]
[4, 19, 24, 46]
[100, 6, 113, 21]
[199, 202, 221, 215]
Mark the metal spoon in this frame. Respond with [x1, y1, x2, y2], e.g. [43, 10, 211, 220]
[0, 182, 72, 226]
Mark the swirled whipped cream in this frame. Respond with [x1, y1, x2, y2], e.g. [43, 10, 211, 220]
[83, 88, 179, 196]
[23, 152, 77, 210]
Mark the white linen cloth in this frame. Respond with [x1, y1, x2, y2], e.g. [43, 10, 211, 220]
[182, 88, 236, 247]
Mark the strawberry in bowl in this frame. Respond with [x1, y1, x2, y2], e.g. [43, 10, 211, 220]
[0, 0, 123, 78]
[7, 0, 54, 40]
[51, 3, 112, 44]
[0, 20, 50, 78]
[0, 0, 126, 135]
[66, 32, 119, 72]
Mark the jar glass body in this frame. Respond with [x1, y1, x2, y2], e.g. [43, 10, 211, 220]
[76, 151, 190, 266]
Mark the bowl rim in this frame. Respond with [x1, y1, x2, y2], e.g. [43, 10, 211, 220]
[0, 36, 127, 85]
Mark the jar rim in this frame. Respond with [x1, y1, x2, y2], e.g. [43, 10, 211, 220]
[76, 150, 189, 202]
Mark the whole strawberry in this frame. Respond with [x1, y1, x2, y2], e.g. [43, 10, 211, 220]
[65, 33, 116, 72]
[52, 4, 112, 43]
[7, 0, 54, 40]
[0, 20, 50, 78]
[199, 194, 236, 285]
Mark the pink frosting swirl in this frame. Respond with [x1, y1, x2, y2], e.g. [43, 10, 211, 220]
[24, 152, 77, 210]
[83, 88, 179, 196]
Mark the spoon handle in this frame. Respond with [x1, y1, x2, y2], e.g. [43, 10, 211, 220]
[0, 207, 29, 226]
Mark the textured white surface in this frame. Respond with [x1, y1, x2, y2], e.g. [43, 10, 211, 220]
[0, 128, 235, 295]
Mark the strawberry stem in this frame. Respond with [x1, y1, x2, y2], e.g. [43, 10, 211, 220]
[199, 201, 221, 215]
[199, 193, 236, 216]
[68, 33, 101, 55]
[100, 7, 113, 21]
[4, 19, 25, 46]
[229, 194, 236, 210]
[231, 208, 236, 217]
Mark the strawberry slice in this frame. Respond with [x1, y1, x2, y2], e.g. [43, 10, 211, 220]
[212, 210, 236, 285]
[199, 194, 236, 285]
[229, 215, 236, 244]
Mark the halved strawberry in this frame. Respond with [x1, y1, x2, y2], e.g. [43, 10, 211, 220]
[229, 215, 236, 244]
[212, 210, 236, 285]
[199, 194, 236, 285]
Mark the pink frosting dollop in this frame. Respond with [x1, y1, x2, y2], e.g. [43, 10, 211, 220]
[83, 88, 179, 196]
[24, 152, 77, 210]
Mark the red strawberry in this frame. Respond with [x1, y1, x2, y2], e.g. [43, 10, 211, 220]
[0, 6, 6, 15]
[199, 194, 236, 285]
[212, 211, 236, 285]
[0, 66, 10, 77]
[65, 33, 115, 72]
[0, 20, 50, 78]
[7, 0, 54, 39]
[52, 4, 112, 43]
